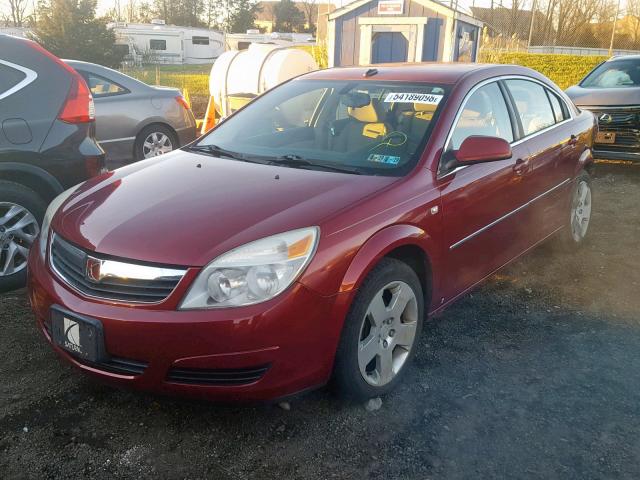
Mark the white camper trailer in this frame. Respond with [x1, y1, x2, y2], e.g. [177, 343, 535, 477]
[109, 21, 225, 65]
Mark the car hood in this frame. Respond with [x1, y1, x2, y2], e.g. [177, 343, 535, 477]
[53, 150, 398, 267]
[565, 85, 640, 107]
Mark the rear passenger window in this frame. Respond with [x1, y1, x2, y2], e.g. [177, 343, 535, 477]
[0, 63, 26, 96]
[80, 72, 127, 98]
[547, 91, 568, 123]
[449, 82, 513, 150]
[505, 79, 555, 136]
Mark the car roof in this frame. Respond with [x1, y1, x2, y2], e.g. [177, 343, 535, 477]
[608, 54, 640, 62]
[299, 63, 545, 86]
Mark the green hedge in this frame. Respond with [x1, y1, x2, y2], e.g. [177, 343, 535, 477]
[479, 51, 607, 89]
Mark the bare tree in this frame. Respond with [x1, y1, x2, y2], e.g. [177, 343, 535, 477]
[299, 0, 317, 34]
[6, 0, 29, 26]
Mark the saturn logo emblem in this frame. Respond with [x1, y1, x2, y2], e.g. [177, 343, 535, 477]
[85, 257, 103, 283]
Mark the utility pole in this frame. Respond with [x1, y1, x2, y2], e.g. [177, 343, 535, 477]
[527, 0, 537, 50]
[609, 0, 621, 56]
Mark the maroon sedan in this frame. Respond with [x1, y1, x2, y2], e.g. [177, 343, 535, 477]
[28, 64, 595, 402]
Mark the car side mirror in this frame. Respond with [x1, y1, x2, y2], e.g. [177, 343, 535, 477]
[454, 136, 512, 165]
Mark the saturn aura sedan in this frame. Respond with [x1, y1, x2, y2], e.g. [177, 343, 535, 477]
[28, 63, 595, 402]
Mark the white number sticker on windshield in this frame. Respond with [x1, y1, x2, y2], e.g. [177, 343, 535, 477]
[383, 93, 443, 104]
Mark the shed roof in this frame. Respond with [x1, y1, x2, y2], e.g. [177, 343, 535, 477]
[328, 0, 482, 27]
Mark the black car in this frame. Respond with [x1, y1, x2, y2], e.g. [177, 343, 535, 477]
[0, 34, 105, 291]
[566, 55, 640, 162]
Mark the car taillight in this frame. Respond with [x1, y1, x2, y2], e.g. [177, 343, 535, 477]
[175, 95, 191, 111]
[24, 38, 95, 124]
[58, 75, 95, 124]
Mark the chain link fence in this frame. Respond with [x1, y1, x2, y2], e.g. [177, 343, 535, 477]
[452, 0, 640, 56]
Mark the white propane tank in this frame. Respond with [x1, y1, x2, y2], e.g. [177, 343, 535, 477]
[209, 43, 318, 117]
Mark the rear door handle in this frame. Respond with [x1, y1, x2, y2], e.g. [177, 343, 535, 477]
[513, 158, 529, 175]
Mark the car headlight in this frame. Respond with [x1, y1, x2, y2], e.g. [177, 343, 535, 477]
[179, 227, 319, 309]
[38, 186, 78, 258]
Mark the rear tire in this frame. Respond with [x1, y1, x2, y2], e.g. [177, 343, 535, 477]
[333, 258, 424, 401]
[134, 124, 178, 161]
[555, 170, 593, 249]
[0, 181, 46, 293]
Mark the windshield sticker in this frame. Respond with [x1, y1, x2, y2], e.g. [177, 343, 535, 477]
[384, 92, 443, 104]
[367, 154, 401, 165]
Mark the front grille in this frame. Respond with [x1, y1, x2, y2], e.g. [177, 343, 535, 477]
[166, 365, 271, 386]
[50, 234, 184, 303]
[585, 106, 640, 150]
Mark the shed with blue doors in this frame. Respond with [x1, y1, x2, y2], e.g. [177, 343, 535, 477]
[327, 0, 482, 67]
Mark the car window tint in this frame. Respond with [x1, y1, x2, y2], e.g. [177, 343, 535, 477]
[449, 82, 513, 150]
[546, 90, 567, 123]
[81, 72, 127, 97]
[506, 80, 555, 136]
[581, 59, 640, 88]
[0, 63, 26, 95]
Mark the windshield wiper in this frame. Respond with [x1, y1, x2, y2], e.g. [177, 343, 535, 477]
[270, 154, 363, 175]
[187, 144, 267, 164]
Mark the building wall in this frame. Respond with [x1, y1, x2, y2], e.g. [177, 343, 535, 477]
[333, 0, 447, 67]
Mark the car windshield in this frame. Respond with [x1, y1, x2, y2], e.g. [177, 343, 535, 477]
[581, 59, 640, 88]
[194, 79, 448, 176]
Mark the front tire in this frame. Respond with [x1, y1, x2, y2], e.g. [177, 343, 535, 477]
[333, 258, 424, 400]
[0, 181, 46, 292]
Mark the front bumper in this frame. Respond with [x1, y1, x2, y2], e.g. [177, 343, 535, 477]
[592, 148, 640, 162]
[27, 247, 351, 402]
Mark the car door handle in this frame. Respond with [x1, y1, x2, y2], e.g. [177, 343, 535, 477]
[513, 158, 529, 175]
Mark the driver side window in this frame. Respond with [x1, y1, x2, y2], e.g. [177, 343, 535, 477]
[449, 82, 513, 150]
[273, 88, 327, 129]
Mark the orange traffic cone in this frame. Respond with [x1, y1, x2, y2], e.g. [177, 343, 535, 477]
[201, 96, 216, 135]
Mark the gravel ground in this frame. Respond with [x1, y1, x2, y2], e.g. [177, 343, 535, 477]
[1, 164, 640, 479]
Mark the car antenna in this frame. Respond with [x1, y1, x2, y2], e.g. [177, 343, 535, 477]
[363, 68, 378, 77]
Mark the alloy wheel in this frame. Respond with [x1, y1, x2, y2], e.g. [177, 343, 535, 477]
[358, 281, 419, 387]
[0, 202, 39, 277]
[142, 132, 173, 158]
[571, 180, 592, 242]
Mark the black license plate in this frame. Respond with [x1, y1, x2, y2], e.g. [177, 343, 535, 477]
[50, 307, 106, 363]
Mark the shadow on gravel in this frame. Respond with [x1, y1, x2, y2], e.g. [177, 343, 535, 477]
[1, 164, 640, 479]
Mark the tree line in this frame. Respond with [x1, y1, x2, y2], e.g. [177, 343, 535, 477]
[1, 0, 317, 69]
[474, 0, 640, 51]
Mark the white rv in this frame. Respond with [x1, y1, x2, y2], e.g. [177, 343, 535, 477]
[109, 21, 225, 65]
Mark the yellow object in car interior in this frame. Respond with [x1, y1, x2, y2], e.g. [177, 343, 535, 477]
[348, 101, 387, 138]
[413, 102, 437, 121]
[348, 101, 379, 123]
[362, 123, 387, 138]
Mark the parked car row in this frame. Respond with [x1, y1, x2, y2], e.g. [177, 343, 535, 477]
[0, 34, 197, 291]
[1, 33, 631, 404]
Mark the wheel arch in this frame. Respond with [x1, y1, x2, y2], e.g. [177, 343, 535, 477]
[577, 147, 595, 176]
[0, 163, 64, 204]
[339, 224, 436, 312]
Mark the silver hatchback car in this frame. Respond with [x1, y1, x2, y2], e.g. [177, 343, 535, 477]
[65, 60, 197, 165]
